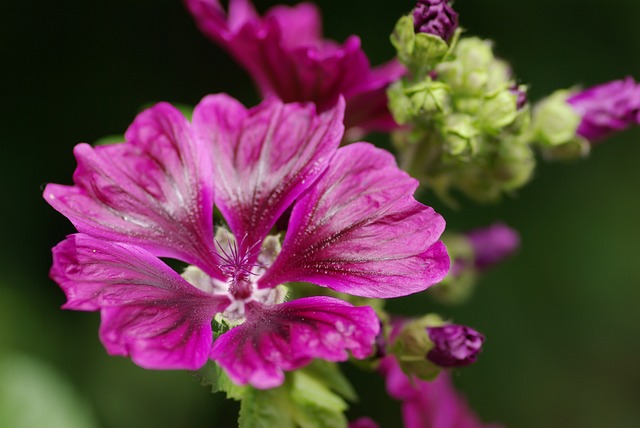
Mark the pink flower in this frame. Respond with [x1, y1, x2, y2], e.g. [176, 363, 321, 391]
[184, 0, 406, 135]
[379, 356, 503, 428]
[567, 76, 640, 142]
[45, 95, 449, 389]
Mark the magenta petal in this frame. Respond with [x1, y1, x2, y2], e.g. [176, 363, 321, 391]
[344, 59, 406, 134]
[186, 0, 402, 132]
[51, 234, 228, 370]
[567, 76, 640, 142]
[193, 94, 344, 252]
[378, 356, 419, 402]
[261, 143, 449, 298]
[210, 296, 379, 389]
[44, 103, 220, 276]
[265, 2, 323, 50]
[380, 356, 501, 428]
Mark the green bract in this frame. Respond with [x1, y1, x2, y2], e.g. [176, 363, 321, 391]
[391, 15, 454, 76]
[388, 315, 444, 381]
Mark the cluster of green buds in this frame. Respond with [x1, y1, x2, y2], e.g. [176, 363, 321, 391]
[389, 2, 640, 205]
[389, 1, 535, 203]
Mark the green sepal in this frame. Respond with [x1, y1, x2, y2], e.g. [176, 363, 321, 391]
[391, 15, 449, 76]
[478, 88, 518, 132]
[442, 113, 479, 157]
[195, 360, 247, 401]
[389, 315, 444, 381]
[239, 384, 295, 428]
[530, 89, 590, 160]
[301, 360, 358, 402]
[388, 81, 417, 125]
[531, 90, 581, 146]
[388, 78, 451, 125]
[435, 37, 513, 98]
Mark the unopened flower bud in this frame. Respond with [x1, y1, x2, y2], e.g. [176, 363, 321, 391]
[442, 113, 479, 156]
[435, 37, 511, 97]
[478, 88, 519, 131]
[466, 222, 520, 270]
[389, 315, 443, 379]
[426, 324, 484, 367]
[413, 0, 459, 42]
[566, 76, 640, 142]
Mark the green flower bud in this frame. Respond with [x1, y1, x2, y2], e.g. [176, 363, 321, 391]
[478, 88, 518, 132]
[436, 37, 514, 98]
[492, 140, 536, 191]
[485, 58, 513, 93]
[442, 114, 479, 156]
[388, 78, 451, 125]
[410, 79, 452, 115]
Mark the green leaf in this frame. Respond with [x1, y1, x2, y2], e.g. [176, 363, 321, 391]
[301, 361, 357, 402]
[195, 361, 246, 401]
[237, 364, 353, 428]
[239, 385, 296, 428]
[290, 371, 348, 428]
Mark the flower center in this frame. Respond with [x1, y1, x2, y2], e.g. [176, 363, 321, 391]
[215, 234, 263, 300]
[182, 231, 287, 325]
[216, 236, 260, 300]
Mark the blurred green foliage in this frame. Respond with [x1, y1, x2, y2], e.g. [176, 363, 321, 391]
[1, 0, 640, 427]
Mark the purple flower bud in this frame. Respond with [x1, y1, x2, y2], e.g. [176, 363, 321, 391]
[566, 76, 640, 142]
[466, 222, 520, 271]
[413, 0, 459, 42]
[510, 84, 528, 110]
[427, 324, 484, 367]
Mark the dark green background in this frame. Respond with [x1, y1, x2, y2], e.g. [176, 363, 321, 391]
[2, 0, 640, 427]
